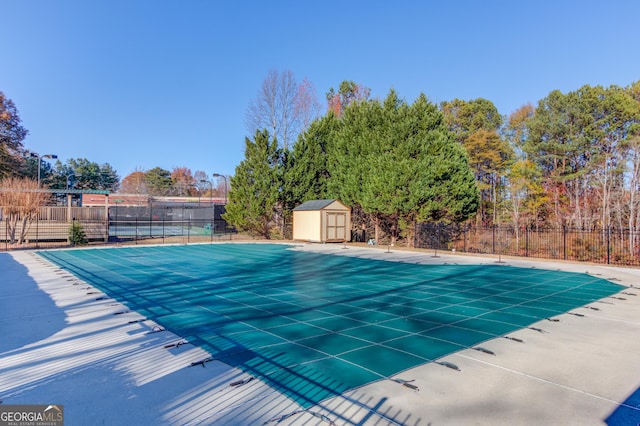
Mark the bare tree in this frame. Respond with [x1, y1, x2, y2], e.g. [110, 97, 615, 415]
[295, 77, 322, 131]
[0, 177, 50, 244]
[193, 170, 209, 196]
[246, 69, 319, 150]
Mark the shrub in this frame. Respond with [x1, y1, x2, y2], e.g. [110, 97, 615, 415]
[69, 221, 88, 246]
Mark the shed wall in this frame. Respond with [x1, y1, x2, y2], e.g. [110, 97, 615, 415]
[292, 210, 322, 242]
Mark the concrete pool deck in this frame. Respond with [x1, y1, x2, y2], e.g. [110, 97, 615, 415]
[1, 243, 639, 425]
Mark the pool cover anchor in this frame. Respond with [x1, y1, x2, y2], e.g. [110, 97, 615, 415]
[474, 346, 496, 356]
[438, 361, 461, 371]
[164, 339, 189, 349]
[609, 296, 627, 301]
[229, 376, 254, 387]
[528, 327, 547, 333]
[263, 409, 337, 425]
[390, 377, 419, 391]
[146, 325, 165, 334]
[503, 336, 524, 343]
[546, 317, 560, 322]
[190, 357, 214, 368]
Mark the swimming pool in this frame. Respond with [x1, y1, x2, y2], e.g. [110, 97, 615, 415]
[38, 243, 624, 408]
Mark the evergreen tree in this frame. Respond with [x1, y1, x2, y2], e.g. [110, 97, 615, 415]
[69, 221, 88, 246]
[49, 158, 120, 191]
[440, 97, 508, 225]
[223, 129, 281, 238]
[0, 92, 28, 179]
[285, 114, 338, 208]
[391, 93, 479, 241]
[145, 167, 173, 196]
[330, 91, 479, 245]
[440, 97, 503, 144]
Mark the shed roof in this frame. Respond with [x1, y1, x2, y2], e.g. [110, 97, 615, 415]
[293, 199, 342, 211]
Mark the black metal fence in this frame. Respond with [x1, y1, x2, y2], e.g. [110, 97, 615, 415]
[108, 205, 233, 243]
[4, 207, 640, 267]
[415, 223, 640, 266]
[108, 218, 234, 244]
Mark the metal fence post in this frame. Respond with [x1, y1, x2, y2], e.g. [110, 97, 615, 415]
[414, 221, 418, 248]
[492, 225, 496, 254]
[525, 226, 529, 257]
[463, 226, 467, 253]
[35, 213, 39, 249]
[607, 225, 611, 264]
[563, 225, 567, 260]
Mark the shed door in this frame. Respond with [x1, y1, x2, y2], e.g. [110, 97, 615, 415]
[326, 212, 346, 241]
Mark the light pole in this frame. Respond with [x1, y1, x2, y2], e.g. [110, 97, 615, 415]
[67, 172, 81, 189]
[212, 173, 227, 205]
[30, 153, 58, 187]
[199, 179, 213, 206]
[66, 172, 81, 209]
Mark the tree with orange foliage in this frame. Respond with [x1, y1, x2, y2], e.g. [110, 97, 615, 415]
[171, 167, 196, 196]
[119, 170, 147, 194]
[440, 98, 508, 225]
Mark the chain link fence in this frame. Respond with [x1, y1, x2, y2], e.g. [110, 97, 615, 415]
[1, 205, 234, 250]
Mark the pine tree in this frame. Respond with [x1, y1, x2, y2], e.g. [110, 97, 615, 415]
[223, 129, 282, 238]
[329, 91, 480, 246]
[285, 114, 338, 208]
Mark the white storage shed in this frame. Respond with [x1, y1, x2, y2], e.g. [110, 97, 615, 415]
[292, 199, 351, 243]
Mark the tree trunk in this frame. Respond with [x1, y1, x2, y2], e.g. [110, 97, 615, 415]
[372, 214, 380, 242]
[8, 215, 17, 244]
[18, 215, 32, 244]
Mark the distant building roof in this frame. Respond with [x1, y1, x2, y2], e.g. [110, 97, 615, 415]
[293, 199, 340, 211]
[0, 188, 110, 195]
[48, 189, 111, 195]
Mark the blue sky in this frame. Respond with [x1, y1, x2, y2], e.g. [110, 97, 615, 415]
[2, 1, 639, 180]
